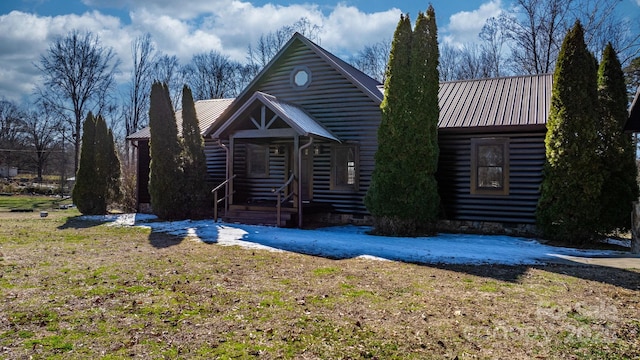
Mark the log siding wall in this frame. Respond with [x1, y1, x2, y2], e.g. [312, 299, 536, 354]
[437, 130, 546, 224]
[219, 40, 382, 214]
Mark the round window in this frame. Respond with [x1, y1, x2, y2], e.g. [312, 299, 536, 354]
[291, 66, 311, 89]
[294, 70, 309, 86]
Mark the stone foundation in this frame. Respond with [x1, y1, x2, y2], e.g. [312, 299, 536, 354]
[435, 220, 540, 238]
[306, 212, 373, 227]
[306, 212, 540, 238]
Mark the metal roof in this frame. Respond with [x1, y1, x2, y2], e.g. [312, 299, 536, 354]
[213, 91, 340, 142]
[127, 98, 234, 140]
[438, 73, 553, 130]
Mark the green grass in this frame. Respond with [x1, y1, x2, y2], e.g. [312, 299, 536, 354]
[0, 194, 72, 211]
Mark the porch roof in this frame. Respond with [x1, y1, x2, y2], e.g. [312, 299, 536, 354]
[212, 91, 340, 142]
[625, 86, 640, 132]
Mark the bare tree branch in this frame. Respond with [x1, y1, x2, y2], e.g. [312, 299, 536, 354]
[35, 30, 120, 173]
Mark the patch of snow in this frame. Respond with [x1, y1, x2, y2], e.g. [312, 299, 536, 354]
[79, 213, 157, 226]
[601, 238, 631, 248]
[83, 214, 632, 266]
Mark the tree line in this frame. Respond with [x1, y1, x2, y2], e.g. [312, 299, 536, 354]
[0, 18, 319, 188]
[2, 0, 638, 183]
[351, 0, 639, 85]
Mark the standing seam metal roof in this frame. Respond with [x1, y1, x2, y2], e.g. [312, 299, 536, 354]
[438, 73, 553, 129]
[126, 98, 234, 140]
[128, 73, 554, 141]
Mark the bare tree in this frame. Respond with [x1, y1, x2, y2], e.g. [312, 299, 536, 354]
[235, 63, 259, 94]
[502, 0, 638, 75]
[350, 40, 391, 83]
[247, 17, 323, 71]
[479, 17, 509, 78]
[125, 33, 156, 138]
[439, 44, 460, 82]
[35, 30, 120, 173]
[502, 0, 572, 74]
[455, 44, 489, 80]
[624, 57, 640, 100]
[21, 105, 61, 180]
[152, 54, 183, 111]
[184, 51, 242, 100]
[0, 98, 26, 176]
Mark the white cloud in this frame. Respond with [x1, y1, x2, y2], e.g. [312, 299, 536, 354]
[321, 4, 399, 56]
[444, 0, 502, 47]
[0, 1, 405, 102]
[0, 10, 129, 102]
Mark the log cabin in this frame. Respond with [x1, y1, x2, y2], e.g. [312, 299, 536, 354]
[128, 33, 553, 232]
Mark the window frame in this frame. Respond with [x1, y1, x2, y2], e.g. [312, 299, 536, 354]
[245, 143, 269, 178]
[470, 137, 509, 196]
[330, 144, 359, 191]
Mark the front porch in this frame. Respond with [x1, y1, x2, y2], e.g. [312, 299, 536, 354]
[220, 201, 334, 227]
[210, 91, 340, 228]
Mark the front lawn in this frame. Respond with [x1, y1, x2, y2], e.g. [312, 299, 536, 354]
[0, 195, 72, 212]
[0, 208, 638, 359]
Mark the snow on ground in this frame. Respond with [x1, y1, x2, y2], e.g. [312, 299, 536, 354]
[83, 214, 632, 266]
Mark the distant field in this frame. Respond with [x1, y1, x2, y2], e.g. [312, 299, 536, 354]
[0, 210, 638, 358]
[0, 195, 72, 212]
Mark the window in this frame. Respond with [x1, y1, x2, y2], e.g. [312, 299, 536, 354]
[332, 145, 358, 191]
[290, 66, 311, 89]
[471, 138, 509, 195]
[246, 144, 269, 177]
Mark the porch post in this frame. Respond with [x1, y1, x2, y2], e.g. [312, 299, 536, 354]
[297, 137, 314, 228]
[229, 136, 235, 206]
[292, 136, 299, 209]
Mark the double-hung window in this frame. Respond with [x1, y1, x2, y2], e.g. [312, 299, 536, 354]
[331, 145, 358, 191]
[470, 138, 509, 195]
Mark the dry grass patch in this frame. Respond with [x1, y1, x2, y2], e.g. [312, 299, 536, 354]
[0, 210, 638, 359]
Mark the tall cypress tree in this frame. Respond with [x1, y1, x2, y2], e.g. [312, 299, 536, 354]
[365, 14, 414, 235]
[73, 112, 105, 214]
[181, 85, 209, 217]
[72, 113, 121, 214]
[597, 43, 639, 233]
[148, 81, 184, 220]
[408, 6, 440, 230]
[537, 21, 603, 243]
[97, 115, 122, 208]
[365, 7, 441, 236]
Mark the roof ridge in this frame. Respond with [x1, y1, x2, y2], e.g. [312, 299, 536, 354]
[440, 73, 553, 85]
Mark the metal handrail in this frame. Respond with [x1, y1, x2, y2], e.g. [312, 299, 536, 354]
[212, 174, 236, 221]
[274, 173, 295, 227]
[212, 174, 236, 193]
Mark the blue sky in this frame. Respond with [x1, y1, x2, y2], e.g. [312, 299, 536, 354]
[0, 0, 638, 102]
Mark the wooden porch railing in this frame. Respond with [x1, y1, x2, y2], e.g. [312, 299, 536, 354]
[273, 173, 295, 227]
[211, 174, 236, 222]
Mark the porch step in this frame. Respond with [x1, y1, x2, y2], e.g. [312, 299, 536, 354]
[223, 207, 296, 227]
